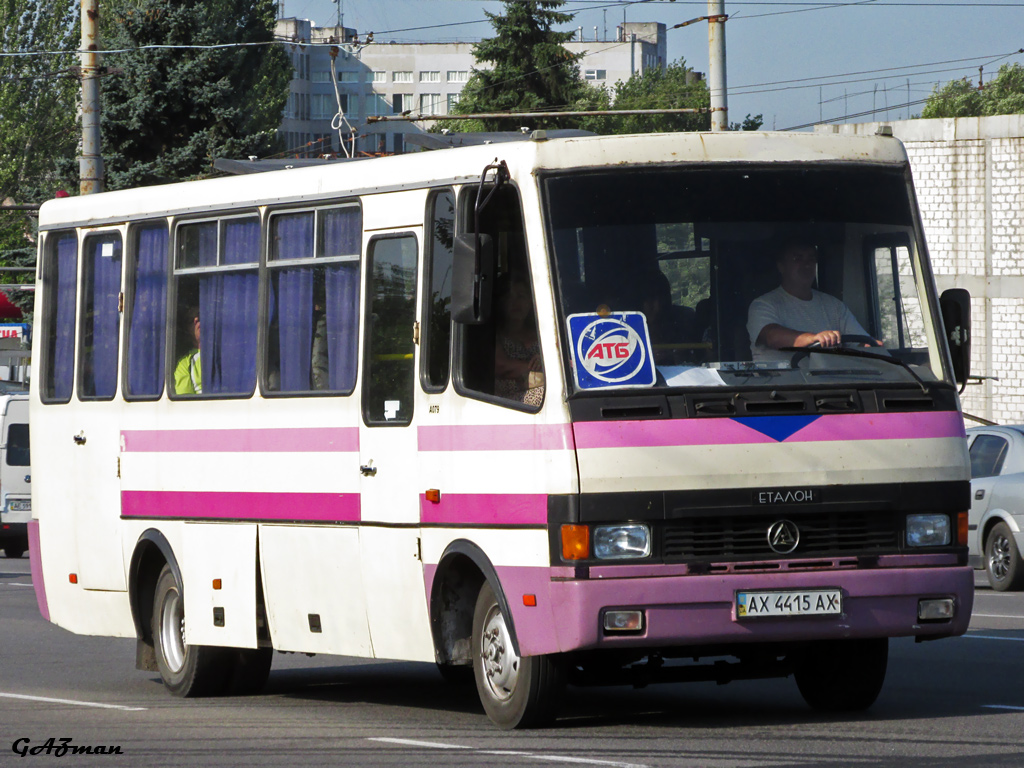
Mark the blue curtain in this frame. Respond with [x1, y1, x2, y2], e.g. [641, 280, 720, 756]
[51, 234, 78, 400]
[201, 218, 258, 394]
[127, 226, 169, 396]
[84, 236, 122, 398]
[323, 209, 360, 391]
[273, 214, 314, 391]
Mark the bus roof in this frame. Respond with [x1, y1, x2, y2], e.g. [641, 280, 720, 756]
[38, 130, 910, 231]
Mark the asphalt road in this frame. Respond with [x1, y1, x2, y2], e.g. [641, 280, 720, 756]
[2, 555, 1022, 768]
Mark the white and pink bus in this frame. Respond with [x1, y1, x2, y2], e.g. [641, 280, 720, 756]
[30, 130, 974, 728]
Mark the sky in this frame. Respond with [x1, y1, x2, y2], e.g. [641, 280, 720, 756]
[280, 0, 1024, 131]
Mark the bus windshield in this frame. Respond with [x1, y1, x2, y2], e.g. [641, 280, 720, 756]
[544, 164, 950, 392]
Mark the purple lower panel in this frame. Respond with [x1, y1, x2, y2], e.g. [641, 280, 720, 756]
[547, 566, 975, 652]
[27, 520, 48, 622]
[121, 490, 360, 522]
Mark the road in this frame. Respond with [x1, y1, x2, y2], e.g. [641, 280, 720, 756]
[2, 556, 1023, 767]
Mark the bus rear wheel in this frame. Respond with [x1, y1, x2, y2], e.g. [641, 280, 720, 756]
[794, 637, 888, 712]
[472, 581, 564, 729]
[151, 564, 230, 697]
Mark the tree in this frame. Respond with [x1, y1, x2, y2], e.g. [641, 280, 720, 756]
[582, 60, 711, 134]
[99, 0, 290, 188]
[451, 0, 592, 131]
[0, 0, 80, 321]
[922, 63, 1024, 119]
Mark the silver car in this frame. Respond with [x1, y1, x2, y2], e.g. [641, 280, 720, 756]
[967, 425, 1024, 590]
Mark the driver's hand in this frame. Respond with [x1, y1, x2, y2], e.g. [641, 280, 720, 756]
[808, 330, 841, 348]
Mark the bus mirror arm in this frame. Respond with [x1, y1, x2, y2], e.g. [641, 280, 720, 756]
[939, 288, 971, 392]
[451, 160, 508, 325]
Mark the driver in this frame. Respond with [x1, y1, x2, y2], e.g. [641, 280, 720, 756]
[747, 239, 876, 362]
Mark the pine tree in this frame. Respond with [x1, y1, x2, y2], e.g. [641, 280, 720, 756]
[100, 0, 291, 188]
[452, 0, 592, 131]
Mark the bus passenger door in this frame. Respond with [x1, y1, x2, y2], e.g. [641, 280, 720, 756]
[358, 229, 434, 662]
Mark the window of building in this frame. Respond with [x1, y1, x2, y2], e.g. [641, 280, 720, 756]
[265, 206, 361, 395]
[419, 93, 442, 114]
[339, 71, 360, 83]
[393, 70, 413, 83]
[419, 70, 441, 83]
[41, 231, 78, 403]
[125, 223, 169, 399]
[312, 94, 336, 120]
[447, 93, 460, 112]
[392, 94, 410, 113]
[172, 215, 260, 397]
[584, 69, 606, 81]
[311, 70, 331, 83]
[366, 94, 389, 116]
[368, 70, 386, 83]
[447, 70, 469, 83]
[79, 231, 123, 400]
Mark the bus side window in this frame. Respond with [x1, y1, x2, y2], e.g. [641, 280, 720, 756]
[41, 231, 78, 403]
[79, 232, 123, 400]
[172, 216, 259, 397]
[457, 187, 544, 410]
[265, 205, 360, 395]
[125, 223, 169, 399]
[422, 189, 455, 392]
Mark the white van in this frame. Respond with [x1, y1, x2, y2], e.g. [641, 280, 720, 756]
[0, 391, 30, 558]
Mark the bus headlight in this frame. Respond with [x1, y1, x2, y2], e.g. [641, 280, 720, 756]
[593, 524, 651, 560]
[906, 514, 951, 547]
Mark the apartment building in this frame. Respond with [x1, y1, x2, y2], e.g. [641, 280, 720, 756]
[274, 18, 669, 156]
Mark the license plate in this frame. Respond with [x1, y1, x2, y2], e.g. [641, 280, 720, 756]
[8, 499, 30, 512]
[736, 589, 842, 619]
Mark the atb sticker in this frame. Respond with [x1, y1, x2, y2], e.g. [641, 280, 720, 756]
[566, 312, 656, 390]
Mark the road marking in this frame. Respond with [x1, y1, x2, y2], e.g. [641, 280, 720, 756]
[964, 634, 1024, 642]
[971, 613, 1024, 619]
[369, 738, 649, 768]
[0, 582, 33, 587]
[983, 705, 1024, 711]
[0, 693, 147, 711]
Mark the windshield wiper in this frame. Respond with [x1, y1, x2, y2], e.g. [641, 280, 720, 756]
[781, 345, 930, 394]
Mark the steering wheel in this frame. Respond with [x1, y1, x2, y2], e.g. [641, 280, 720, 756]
[790, 334, 882, 367]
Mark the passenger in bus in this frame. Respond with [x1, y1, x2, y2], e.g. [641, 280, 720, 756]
[311, 307, 328, 390]
[494, 274, 544, 406]
[174, 307, 202, 394]
[640, 268, 697, 364]
[746, 240, 876, 362]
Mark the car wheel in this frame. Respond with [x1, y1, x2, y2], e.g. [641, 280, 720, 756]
[472, 581, 564, 729]
[151, 564, 231, 697]
[985, 522, 1024, 592]
[794, 637, 888, 711]
[4, 545, 25, 559]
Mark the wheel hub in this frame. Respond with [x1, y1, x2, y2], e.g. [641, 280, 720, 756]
[480, 605, 519, 701]
[990, 534, 1011, 580]
[159, 591, 186, 672]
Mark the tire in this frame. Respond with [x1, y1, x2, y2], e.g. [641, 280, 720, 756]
[151, 564, 231, 697]
[794, 637, 888, 712]
[4, 544, 25, 559]
[472, 581, 564, 729]
[985, 522, 1024, 592]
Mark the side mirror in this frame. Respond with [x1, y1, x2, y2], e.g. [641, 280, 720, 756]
[939, 287, 971, 389]
[451, 233, 494, 324]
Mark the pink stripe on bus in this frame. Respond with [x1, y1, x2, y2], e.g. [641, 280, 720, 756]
[417, 424, 575, 452]
[573, 418, 778, 449]
[787, 411, 965, 442]
[121, 490, 360, 522]
[121, 428, 359, 453]
[573, 411, 965, 449]
[420, 493, 548, 526]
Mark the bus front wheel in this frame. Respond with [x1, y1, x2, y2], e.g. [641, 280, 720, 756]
[151, 564, 230, 697]
[794, 637, 888, 712]
[472, 581, 564, 729]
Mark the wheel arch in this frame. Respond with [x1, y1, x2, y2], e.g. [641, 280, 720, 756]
[128, 529, 182, 670]
[981, 510, 1019, 548]
[430, 539, 521, 664]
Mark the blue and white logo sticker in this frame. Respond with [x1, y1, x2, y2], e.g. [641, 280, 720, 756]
[567, 311, 656, 390]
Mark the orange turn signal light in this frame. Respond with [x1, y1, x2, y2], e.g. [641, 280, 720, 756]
[523, 594, 537, 607]
[69, 573, 78, 584]
[561, 524, 590, 561]
[957, 510, 968, 547]
[425, 489, 441, 504]
[212, 579, 222, 590]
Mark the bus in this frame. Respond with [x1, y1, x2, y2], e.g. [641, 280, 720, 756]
[0, 391, 31, 558]
[30, 130, 974, 728]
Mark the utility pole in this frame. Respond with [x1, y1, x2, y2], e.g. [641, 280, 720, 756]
[80, 0, 104, 195]
[707, 0, 728, 131]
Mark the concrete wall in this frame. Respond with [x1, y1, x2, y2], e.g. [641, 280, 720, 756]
[820, 116, 1024, 424]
